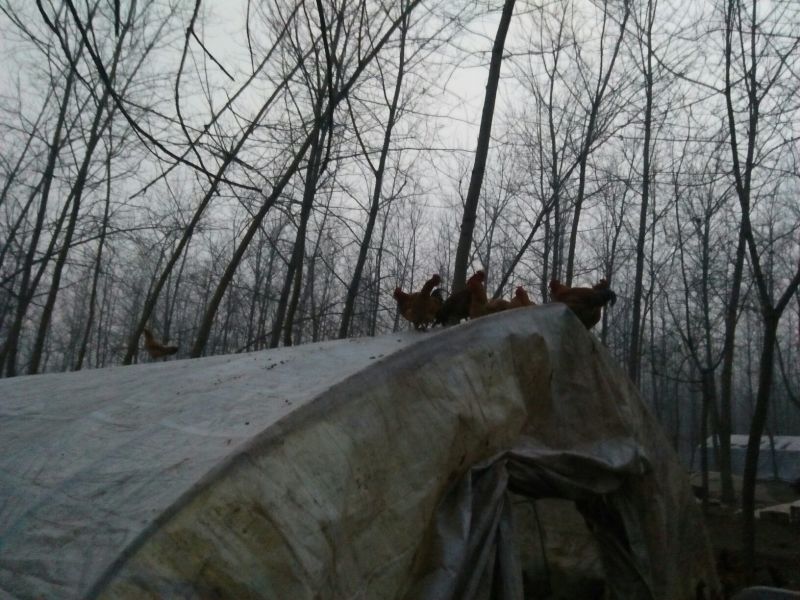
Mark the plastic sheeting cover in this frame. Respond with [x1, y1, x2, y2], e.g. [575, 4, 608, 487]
[0, 304, 720, 599]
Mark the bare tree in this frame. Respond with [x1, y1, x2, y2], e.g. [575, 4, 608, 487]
[28, 0, 141, 374]
[564, 0, 630, 285]
[720, 0, 800, 570]
[338, 7, 409, 339]
[190, 0, 425, 356]
[1, 10, 87, 376]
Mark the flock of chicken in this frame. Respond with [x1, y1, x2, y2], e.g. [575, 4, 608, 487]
[393, 270, 617, 331]
[140, 271, 616, 360]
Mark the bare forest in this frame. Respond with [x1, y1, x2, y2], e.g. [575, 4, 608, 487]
[1, 0, 799, 572]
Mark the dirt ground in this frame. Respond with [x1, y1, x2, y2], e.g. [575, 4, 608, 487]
[694, 473, 800, 597]
[705, 506, 800, 594]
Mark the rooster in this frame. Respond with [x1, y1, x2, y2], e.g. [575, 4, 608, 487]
[142, 327, 179, 359]
[548, 278, 616, 329]
[467, 271, 511, 319]
[394, 274, 442, 331]
[508, 285, 535, 309]
[433, 270, 484, 326]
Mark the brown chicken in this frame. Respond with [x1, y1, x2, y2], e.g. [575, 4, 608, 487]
[143, 327, 179, 359]
[394, 274, 442, 330]
[548, 278, 616, 329]
[467, 271, 511, 319]
[433, 270, 484, 326]
[430, 288, 445, 307]
[509, 286, 535, 309]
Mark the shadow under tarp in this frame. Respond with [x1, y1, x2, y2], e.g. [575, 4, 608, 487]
[0, 304, 719, 599]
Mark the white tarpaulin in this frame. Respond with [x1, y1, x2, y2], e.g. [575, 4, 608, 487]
[0, 304, 720, 599]
[695, 434, 800, 483]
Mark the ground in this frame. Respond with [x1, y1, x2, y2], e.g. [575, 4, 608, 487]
[696, 474, 800, 596]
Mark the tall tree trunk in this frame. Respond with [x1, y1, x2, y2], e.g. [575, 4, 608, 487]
[452, 0, 516, 292]
[245, 238, 266, 348]
[600, 186, 627, 344]
[700, 370, 712, 512]
[538, 102, 550, 304]
[95, 263, 114, 367]
[547, 74, 562, 285]
[370, 206, 391, 337]
[541, 218, 551, 303]
[740, 314, 778, 567]
[628, 0, 656, 384]
[282, 252, 306, 347]
[290, 193, 331, 345]
[256, 228, 281, 351]
[718, 228, 745, 505]
[270, 123, 325, 348]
